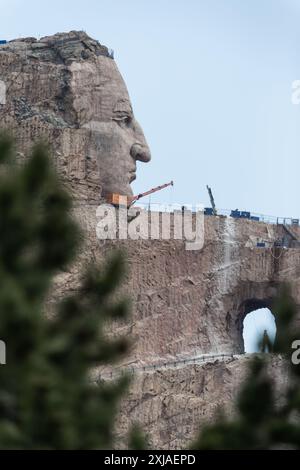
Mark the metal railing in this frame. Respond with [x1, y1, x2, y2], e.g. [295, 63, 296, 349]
[217, 208, 299, 226]
[70, 200, 299, 228]
[127, 203, 299, 226]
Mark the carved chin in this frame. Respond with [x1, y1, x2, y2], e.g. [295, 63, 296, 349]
[129, 173, 137, 183]
[118, 181, 134, 197]
[101, 174, 134, 197]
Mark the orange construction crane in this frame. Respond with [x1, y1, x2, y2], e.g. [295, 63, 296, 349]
[106, 181, 174, 207]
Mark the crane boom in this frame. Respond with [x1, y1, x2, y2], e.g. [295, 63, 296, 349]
[206, 185, 217, 215]
[106, 181, 174, 207]
[130, 181, 174, 205]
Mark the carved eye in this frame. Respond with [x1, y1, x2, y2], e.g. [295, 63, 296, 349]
[113, 113, 133, 127]
[119, 115, 132, 127]
[124, 115, 132, 126]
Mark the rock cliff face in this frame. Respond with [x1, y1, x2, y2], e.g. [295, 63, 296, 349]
[1, 32, 299, 449]
[0, 31, 151, 201]
[65, 210, 300, 363]
[115, 354, 289, 449]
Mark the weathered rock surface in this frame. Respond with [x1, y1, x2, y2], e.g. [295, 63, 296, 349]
[0, 32, 299, 449]
[66, 210, 300, 363]
[116, 354, 290, 449]
[0, 31, 151, 201]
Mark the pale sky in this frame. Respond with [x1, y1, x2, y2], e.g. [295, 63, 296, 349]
[0, 0, 296, 346]
[243, 309, 276, 353]
[1, 0, 300, 218]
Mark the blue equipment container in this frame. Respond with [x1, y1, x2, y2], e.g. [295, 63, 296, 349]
[257, 242, 266, 248]
[0, 40, 7, 45]
[240, 211, 251, 219]
[204, 207, 214, 216]
[251, 216, 260, 222]
[231, 210, 241, 218]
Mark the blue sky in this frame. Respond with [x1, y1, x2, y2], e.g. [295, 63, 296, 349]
[1, 0, 300, 218]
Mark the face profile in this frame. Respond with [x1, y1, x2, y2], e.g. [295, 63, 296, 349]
[0, 31, 151, 200]
[70, 55, 151, 197]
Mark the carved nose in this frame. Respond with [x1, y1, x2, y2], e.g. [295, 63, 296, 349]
[130, 143, 151, 163]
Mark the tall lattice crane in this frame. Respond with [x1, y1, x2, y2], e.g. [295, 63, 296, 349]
[206, 185, 217, 215]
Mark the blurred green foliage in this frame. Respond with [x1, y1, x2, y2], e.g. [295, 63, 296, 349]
[0, 136, 131, 449]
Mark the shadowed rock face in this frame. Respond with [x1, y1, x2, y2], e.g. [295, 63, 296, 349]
[0, 31, 151, 200]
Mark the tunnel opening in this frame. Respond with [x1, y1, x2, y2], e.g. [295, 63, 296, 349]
[242, 307, 277, 353]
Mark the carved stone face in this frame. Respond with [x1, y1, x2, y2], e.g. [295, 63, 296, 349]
[70, 57, 151, 197]
[0, 32, 151, 199]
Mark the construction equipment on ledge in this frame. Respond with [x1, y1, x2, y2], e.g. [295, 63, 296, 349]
[106, 181, 174, 208]
[205, 185, 217, 216]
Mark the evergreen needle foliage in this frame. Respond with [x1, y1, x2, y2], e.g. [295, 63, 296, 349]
[0, 136, 130, 449]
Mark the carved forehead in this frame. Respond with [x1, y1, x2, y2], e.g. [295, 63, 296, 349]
[70, 56, 132, 122]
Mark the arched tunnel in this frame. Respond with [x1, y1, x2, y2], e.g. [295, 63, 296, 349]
[229, 282, 280, 354]
[237, 298, 276, 353]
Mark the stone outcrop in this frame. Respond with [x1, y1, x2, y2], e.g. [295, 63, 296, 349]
[0, 31, 151, 201]
[1, 32, 299, 449]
